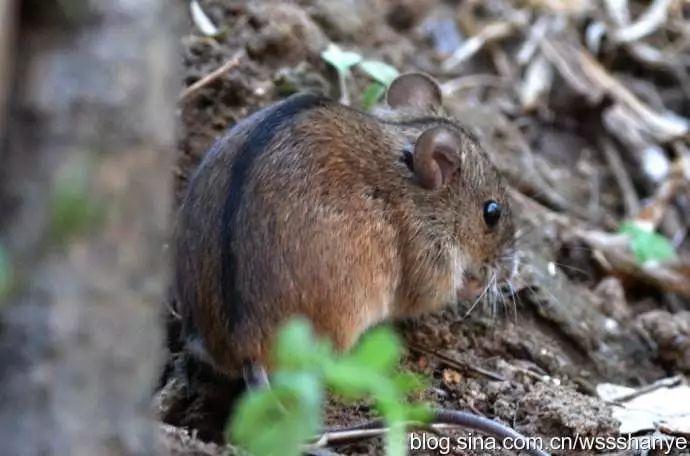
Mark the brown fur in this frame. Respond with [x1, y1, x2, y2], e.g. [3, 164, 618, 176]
[174, 84, 514, 377]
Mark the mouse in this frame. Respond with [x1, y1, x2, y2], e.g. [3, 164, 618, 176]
[172, 73, 545, 455]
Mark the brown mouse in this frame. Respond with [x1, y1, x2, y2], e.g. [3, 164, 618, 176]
[172, 73, 545, 454]
[174, 72, 514, 373]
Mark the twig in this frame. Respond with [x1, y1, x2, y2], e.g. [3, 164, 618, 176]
[440, 74, 507, 96]
[576, 229, 690, 298]
[308, 410, 550, 456]
[178, 51, 243, 102]
[307, 426, 388, 448]
[190, 0, 219, 36]
[542, 40, 689, 142]
[502, 122, 618, 227]
[516, 15, 551, 65]
[607, 375, 683, 403]
[442, 21, 521, 72]
[510, 187, 690, 299]
[635, 156, 688, 229]
[407, 343, 507, 382]
[599, 137, 640, 217]
[310, 420, 447, 447]
[611, 0, 674, 43]
[507, 363, 552, 384]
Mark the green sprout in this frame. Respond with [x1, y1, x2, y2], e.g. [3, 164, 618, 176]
[321, 44, 362, 105]
[321, 43, 363, 75]
[361, 81, 387, 111]
[619, 221, 677, 264]
[359, 60, 400, 86]
[229, 318, 430, 456]
[359, 60, 399, 110]
[321, 44, 400, 110]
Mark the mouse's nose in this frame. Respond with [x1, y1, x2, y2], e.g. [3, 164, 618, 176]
[457, 266, 489, 301]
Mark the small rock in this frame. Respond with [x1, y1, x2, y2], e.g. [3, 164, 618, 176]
[386, 0, 433, 31]
[309, 0, 367, 40]
[442, 368, 462, 385]
[519, 382, 618, 438]
[246, 3, 328, 66]
[637, 310, 690, 373]
[420, 9, 463, 57]
[273, 62, 331, 96]
[593, 277, 632, 321]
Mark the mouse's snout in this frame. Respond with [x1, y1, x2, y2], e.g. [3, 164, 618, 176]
[457, 264, 492, 302]
[457, 246, 519, 303]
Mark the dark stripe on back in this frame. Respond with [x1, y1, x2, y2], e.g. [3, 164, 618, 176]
[220, 93, 328, 332]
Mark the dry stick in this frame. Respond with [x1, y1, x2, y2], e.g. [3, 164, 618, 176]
[309, 410, 550, 456]
[178, 51, 243, 102]
[543, 40, 688, 142]
[308, 346, 552, 455]
[509, 188, 690, 299]
[611, 0, 674, 43]
[310, 422, 451, 447]
[599, 137, 640, 218]
[441, 21, 518, 72]
[671, 141, 690, 233]
[488, 42, 515, 80]
[638, 160, 687, 228]
[503, 121, 618, 227]
[607, 375, 683, 404]
[440, 74, 507, 96]
[407, 343, 507, 382]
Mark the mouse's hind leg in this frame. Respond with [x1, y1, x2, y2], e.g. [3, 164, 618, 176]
[241, 360, 270, 390]
[156, 352, 244, 443]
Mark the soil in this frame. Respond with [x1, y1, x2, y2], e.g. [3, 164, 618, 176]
[161, 0, 690, 454]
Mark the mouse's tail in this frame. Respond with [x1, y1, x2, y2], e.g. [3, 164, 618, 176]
[157, 294, 246, 444]
[156, 351, 246, 444]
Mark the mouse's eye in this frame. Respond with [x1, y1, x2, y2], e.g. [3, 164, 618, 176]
[483, 200, 502, 228]
[401, 145, 414, 172]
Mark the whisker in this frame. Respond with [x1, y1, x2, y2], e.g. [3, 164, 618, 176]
[463, 277, 492, 319]
[552, 261, 589, 276]
[489, 272, 499, 319]
[507, 280, 519, 324]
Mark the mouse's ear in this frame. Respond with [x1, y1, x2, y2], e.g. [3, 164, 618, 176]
[413, 127, 461, 190]
[386, 73, 442, 110]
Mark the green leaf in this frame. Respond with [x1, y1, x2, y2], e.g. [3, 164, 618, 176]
[230, 372, 323, 456]
[619, 221, 677, 264]
[0, 243, 12, 300]
[350, 327, 401, 373]
[321, 44, 362, 75]
[228, 318, 429, 456]
[401, 403, 433, 423]
[50, 159, 103, 244]
[361, 82, 386, 110]
[359, 60, 399, 86]
[371, 385, 405, 418]
[386, 421, 407, 456]
[391, 371, 427, 394]
[325, 361, 380, 398]
[273, 317, 332, 370]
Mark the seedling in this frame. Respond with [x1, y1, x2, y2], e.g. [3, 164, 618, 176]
[619, 221, 677, 264]
[321, 44, 400, 110]
[229, 318, 430, 456]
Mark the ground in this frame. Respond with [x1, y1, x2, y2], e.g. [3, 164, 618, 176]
[159, 0, 690, 454]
